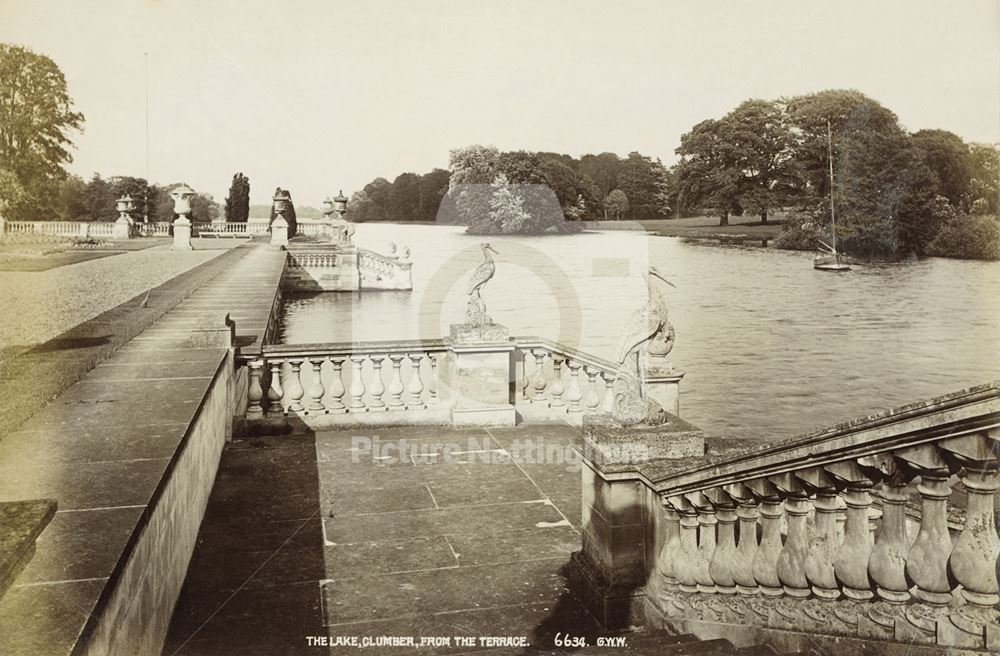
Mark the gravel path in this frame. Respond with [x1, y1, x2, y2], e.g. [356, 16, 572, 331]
[0, 243, 236, 350]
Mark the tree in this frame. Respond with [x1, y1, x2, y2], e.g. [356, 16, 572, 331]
[579, 153, 622, 199]
[81, 173, 116, 222]
[604, 189, 629, 220]
[224, 173, 250, 222]
[618, 152, 672, 220]
[784, 89, 945, 256]
[968, 143, 999, 216]
[675, 118, 742, 225]
[154, 183, 220, 224]
[449, 145, 500, 226]
[482, 174, 530, 232]
[387, 172, 421, 220]
[109, 176, 155, 223]
[448, 145, 500, 188]
[676, 100, 799, 226]
[54, 174, 86, 220]
[362, 178, 391, 220]
[345, 190, 380, 222]
[910, 130, 973, 211]
[418, 168, 450, 221]
[0, 44, 84, 220]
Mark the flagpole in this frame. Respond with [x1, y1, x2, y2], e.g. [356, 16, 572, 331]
[144, 52, 150, 223]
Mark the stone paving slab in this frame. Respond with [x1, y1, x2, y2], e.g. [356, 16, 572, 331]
[163, 423, 599, 655]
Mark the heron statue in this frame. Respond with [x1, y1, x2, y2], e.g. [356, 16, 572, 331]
[611, 265, 677, 426]
[465, 243, 499, 325]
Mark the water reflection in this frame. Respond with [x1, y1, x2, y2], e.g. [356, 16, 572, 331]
[279, 223, 1000, 440]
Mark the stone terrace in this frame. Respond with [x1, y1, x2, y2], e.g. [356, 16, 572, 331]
[163, 424, 605, 656]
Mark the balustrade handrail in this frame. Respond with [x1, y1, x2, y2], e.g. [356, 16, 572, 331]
[648, 380, 1000, 495]
[512, 335, 619, 375]
[358, 247, 408, 266]
[260, 338, 448, 359]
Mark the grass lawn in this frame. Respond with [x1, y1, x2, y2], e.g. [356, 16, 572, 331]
[586, 214, 786, 241]
[0, 250, 123, 271]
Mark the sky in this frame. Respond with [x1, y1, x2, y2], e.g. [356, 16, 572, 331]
[1, 0, 998, 205]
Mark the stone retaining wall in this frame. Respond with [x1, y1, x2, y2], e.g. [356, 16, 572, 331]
[83, 352, 233, 656]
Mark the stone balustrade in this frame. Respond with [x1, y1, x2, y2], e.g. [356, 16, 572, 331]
[287, 251, 339, 269]
[643, 381, 1000, 652]
[244, 340, 448, 423]
[134, 222, 173, 237]
[513, 337, 619, 420]
[237, 335, 642, 430]
[194, 222, 269, 237]
[0, 220, 116, 241]
[295, 222, 325, 237]
[357, 247, 413, 290]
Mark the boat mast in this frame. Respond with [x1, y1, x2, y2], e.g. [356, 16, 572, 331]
[827, 120, 837, 255]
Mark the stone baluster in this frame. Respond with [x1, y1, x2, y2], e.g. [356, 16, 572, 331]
[771, 473, 811, 598]
[521, 350, 531, 401]
[387, 354, 406, 409]
[868, 505, 882, 542]
[407, 353, 425, 409]
[686, 492, 717, 594]
[584, 367, 601, 413]
[368, 355, 387, 410]
[266, 360, 284, 416]
[530, 349, 548, 404]
[798, 468, 840, 600]
[600, 372, 614, 411]
[285, 359, 305, 412]
[326, 356, 347, 413]
[747, 479, 783, 597]
[306, 357, 326, 412]
[896, 445, 954, 607]
[656, 500, 682, 594]
[941, 433, 1000, 608]
[565, 361, 583, 413]
[868, 473, 911, 603]
[427, 354, 439, 404]
[705, 488, 737, 595]
[670, 498, 701, 594]
[827, 461, 878, 601]
[549, 356, 565, 408]
[348, 356, 367, 412]
[246, 360, 264, 418]
[724, 484, 759, 596]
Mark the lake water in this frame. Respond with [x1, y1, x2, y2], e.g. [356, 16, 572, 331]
[278, 223, 1000, 441]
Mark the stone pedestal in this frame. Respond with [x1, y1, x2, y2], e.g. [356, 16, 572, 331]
[271, 217, 289, 249]
[113, 217, 131, 240]
[581, 412, 704, 466]
[571, 403, 705, 629]
[641, 362, 684, 416]
[171, 217, 192, 250]
[443, 322, 515, 427]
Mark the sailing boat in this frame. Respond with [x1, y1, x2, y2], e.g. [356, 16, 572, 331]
[814, 120, 851, 272]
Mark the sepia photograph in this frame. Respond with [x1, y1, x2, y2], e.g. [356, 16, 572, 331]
[0, 1, 998, 655]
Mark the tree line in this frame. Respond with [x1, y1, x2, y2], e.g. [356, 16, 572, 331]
[676, 90, 998, 258]
[346, 148, 673, 225]
[348, 89, 997, 255]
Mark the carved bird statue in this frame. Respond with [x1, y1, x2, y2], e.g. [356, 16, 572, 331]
[612, 266, 677, 426]
[617, 266, 676, 364]
[465, 243, 499, 324]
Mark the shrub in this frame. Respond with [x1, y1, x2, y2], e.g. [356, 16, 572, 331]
[772, 212, 822, 251]
[925, 215, 1000, 260]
